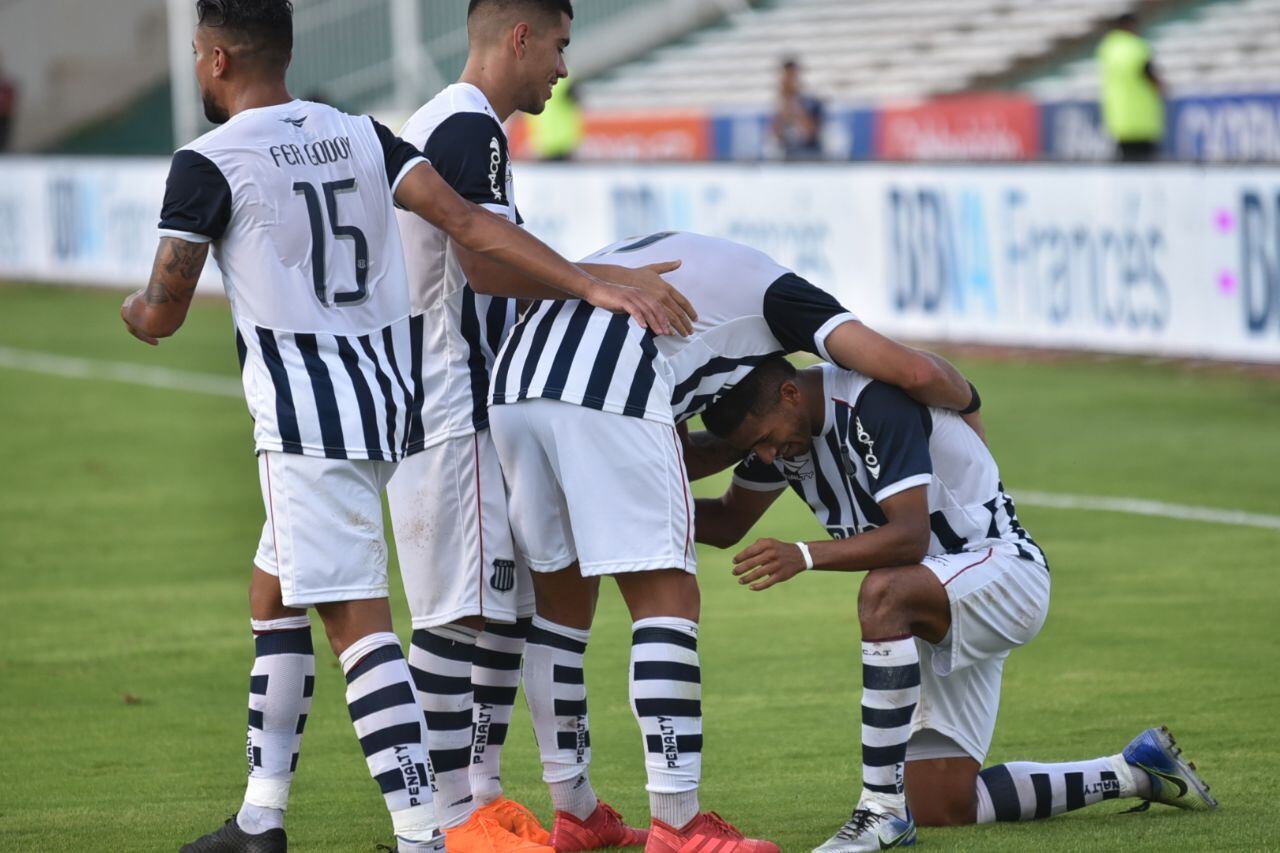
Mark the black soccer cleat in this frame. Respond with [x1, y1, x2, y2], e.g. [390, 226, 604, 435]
[180, 816, 287, 853]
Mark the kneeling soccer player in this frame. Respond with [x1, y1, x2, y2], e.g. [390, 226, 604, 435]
[692, 357, 1216, 852]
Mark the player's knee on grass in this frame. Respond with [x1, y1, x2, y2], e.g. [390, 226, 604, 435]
[616, 568, 700, 622]
[905, 757, 980, 826]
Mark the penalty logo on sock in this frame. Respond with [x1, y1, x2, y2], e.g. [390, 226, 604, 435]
[395, 745, 426, 807]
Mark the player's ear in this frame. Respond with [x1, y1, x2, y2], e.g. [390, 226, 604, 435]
[212, 45, 229, 77]
[779, 379, 802, 405]
[512, 21, 531, 58]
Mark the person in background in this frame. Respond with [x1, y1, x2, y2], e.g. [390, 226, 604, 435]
[527, 77, 583, 161]
[771, 58, 823, 161]
[1098, 13, 1165, 162]
[0, 53, 17, 152]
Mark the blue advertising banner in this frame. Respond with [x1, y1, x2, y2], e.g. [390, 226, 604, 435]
[1043, 92, 1280, 162]
[1168, 93, 1280, 163]
[710, 106, 875, 161]
[1040, 100, 1113, 161]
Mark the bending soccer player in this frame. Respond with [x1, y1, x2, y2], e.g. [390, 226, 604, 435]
[120, 3, 686, 852]
[487, 231, 980, 853]
[386, 1, 668, 851]
[692, 356, 1217, 852]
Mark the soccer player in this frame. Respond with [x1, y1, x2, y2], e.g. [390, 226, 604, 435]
[120, 3, 685, 851]
[385, 1, 665, 851]
[692, 356, 1217, 851]
[487, 231, 980, 853]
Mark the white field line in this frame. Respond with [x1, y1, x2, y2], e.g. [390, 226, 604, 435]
[2, 345, 1278, 533]
[0, 345, 242, 398]
[1013, 491, 1280, 532]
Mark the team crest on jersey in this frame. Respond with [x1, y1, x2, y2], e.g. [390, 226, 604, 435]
[490, 558, 515, 592]
[280, 115, 307, 128]
[779, 454, 815, 481]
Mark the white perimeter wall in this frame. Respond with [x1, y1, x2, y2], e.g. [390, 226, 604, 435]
[2, 158, 1279, 363]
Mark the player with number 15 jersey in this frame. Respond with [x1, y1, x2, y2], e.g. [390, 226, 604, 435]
[159, 101, 423, 461]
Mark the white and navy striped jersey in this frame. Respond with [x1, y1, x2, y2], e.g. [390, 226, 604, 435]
[394, 83, 521, 453]
[157, 100, 426, 461]
[489, 231, 857, 426]
[734, 364, 1048, 566]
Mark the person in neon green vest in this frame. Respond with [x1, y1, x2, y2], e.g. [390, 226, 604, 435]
[527, 77, 583, 161]
[1097, 13, 1165, 162]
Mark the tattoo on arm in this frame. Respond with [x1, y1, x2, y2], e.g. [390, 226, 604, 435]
[145, 238, 207, 305]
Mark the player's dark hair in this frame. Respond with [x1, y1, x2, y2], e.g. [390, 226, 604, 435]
[1112, 12, 1138, 28]
[196, 0, 294, 70]
[467, 0, 573, 22]
[701, 356, 798, 439]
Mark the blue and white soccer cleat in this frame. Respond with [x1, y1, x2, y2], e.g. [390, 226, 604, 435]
[1122, 726, 1218, 810]
[812, 803, 915, 852]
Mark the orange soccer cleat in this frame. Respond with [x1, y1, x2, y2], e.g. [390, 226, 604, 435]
[550, 801, 649, 851]
[444, 809, 555, 853]
[644, 812, 778, 853]
[475, 796, 553, 846]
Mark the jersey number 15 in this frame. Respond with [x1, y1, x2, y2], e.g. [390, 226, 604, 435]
[294, 178, 369, 307]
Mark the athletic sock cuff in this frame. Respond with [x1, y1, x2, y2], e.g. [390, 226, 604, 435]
[531, 615, 591, 644]
[429, 624, 480, 644]
[632, 616, 698, 638]
[339, 631, 402, 676]
[251, 615, 312, 633]
[244, 776, 292, 811]
[861, 637, 919, 669]
[1109, 753, 1139, 798]
[390, 802, 441, 841]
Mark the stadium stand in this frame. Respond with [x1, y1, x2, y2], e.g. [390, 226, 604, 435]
[577, 0, 1273, 110]
[1026, 0, 1280, 99]
[0, 0, 167, 150]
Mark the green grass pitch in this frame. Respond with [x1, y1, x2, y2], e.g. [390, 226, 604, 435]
[1, 283, 1278, 851]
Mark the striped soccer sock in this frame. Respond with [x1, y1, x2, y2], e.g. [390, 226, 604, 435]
[630, 617, 702, 830]
[523, 616, 598, 820]
[859, 635, 920, 814]
[470, 618, 531, 806]
[408, 626, 479, 830]
[976, 756, 1139, 821]
[239, 616, 315, 833]
[341, 633, 439, 844]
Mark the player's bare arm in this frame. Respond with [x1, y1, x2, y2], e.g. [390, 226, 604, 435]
[823, 321, 976, 413]
[693, 481, 783, 549]
[681, 426, 752, 482]
[120, 237, 209, 345]
[395, 162, 678, 334]
[456, 240, 696, 335]
[731, 486, 930, 591]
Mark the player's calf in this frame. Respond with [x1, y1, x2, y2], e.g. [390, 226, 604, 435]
[903, 757, 979, 826]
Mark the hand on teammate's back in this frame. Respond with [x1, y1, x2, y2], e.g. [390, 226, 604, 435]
[579, 260, 698, 337]
[596, 258, 696, 335]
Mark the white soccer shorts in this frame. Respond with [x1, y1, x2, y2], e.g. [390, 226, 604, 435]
[253, 450, 398, 608]
[906, 541, 1051, 764]
[488, 399, 696, 577]
[386, 430, 536, 629]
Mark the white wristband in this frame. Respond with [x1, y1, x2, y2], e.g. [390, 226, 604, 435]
[795, 541, 814, 571]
